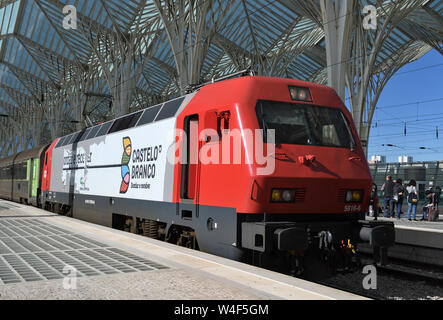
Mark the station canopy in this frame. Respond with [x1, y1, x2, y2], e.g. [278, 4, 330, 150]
[0, 0, 441, 151]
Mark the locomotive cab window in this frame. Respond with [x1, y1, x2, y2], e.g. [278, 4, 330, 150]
[255, 100, 355, 149]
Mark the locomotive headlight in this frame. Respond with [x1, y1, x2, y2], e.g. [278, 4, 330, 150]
[346, 191, 353, 202]
[282, 190, 292, 202]
[271, 189, 296, 203]
[297, 89, 307, 100]
[289, 86, 313, 102]
[345, 190, 363, 203]
[271, 189, 282, 202]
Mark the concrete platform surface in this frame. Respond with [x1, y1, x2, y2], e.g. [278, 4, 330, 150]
[378, 216, 443, 230]
[376, 217, 443, 249]
[0, 199, 364, 300]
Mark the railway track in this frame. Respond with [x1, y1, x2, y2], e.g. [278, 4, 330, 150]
[375, 262, 443, 284]
[315, 278, 384, 300]
[313, 256, 443, 300]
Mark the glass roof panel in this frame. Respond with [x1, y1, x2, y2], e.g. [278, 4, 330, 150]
[0, 1, 20, 36]
[0, 0, 439, 151]
[2, 4, 12, 34]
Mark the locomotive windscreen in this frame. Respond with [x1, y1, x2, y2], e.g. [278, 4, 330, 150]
[256, 100, 355, 148]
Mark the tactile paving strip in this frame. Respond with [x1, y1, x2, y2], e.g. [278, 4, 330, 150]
[0, 218, 169, 285]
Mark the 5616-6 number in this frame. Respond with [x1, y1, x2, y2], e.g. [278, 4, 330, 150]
[344, 204, 361, 212]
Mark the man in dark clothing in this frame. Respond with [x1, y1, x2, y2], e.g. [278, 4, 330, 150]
[393, 178, 405, 219]
[381, 175, 394, 218]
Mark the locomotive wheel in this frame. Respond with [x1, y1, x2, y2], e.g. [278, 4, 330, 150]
[167, 226, 199, 250]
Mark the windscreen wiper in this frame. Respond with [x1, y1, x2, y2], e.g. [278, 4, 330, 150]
[341, 112, 356, 151]
[260, 102, 269, 143]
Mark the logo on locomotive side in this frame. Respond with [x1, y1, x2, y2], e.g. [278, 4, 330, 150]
[120, 137, 132, 193]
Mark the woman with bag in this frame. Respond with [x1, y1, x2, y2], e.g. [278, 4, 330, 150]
[421, 190, 434, 221]
[406, 179, 418, 221]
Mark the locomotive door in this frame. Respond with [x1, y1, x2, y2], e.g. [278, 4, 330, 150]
[179, 114, 201, 220]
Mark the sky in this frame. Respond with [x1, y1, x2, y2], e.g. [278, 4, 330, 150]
[344, 49, 443, 163]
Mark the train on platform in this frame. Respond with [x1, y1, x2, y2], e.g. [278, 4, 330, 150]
[0, 73, 395, 276]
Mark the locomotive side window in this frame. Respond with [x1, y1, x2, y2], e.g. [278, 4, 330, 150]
[61, 134, 74, 146]
[181, 115, 199, 200]
[13, 162, 27, 180]
[255, 100, 355, 149]
[156, 97, 185, 121]
[67, 132, 81, 145]
[108, 111, 143, 134]
[218, 111, 231, 135]
[86, 124, 102, 139]
[78, 127, 94, 142]
[0, 166, 11, 179]
[204, 110, 219, 142]
[55, 136, 67, 148]
[137, 104, 162, 126]
[95, 121, 114, 137]
[75, 130, 88, 143]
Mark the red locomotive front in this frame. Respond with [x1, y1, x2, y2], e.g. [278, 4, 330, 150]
[174, 76, 394, 275]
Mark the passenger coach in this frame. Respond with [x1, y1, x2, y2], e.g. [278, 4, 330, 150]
[0, 146, 47, 207]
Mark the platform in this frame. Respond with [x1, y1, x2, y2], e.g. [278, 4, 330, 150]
[0, 199, 363, 300]
[360, 216, 443, 267]
[376, 217, 443, 249]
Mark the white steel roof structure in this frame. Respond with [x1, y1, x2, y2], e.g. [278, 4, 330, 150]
[0, 0, 441, 156]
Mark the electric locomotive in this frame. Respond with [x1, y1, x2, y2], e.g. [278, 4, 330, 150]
[0, 73, 395, 275]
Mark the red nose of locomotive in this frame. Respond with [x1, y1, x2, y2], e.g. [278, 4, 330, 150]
[193, 77, 373, 217]
[244, 82, 372, 216]
[249, 143, 372, 215]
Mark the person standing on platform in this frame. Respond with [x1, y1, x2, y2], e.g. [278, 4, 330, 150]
[421, 190, 434, 221]
[434, 186, 441, 209]
[406, 179, 418, 221]
[381, 175, 394, 218]
[392, 179, 398, 215]
[393, 178, 405, 219]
